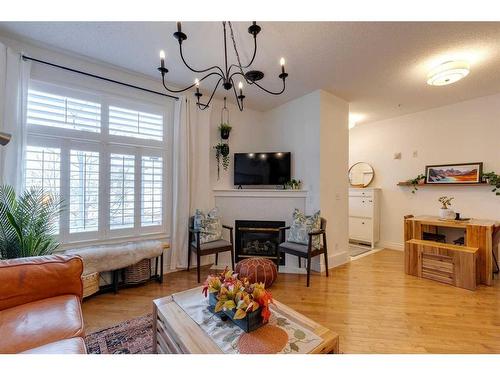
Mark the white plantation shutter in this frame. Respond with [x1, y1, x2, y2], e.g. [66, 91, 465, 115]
[141, 156, 163, 226]
[25, 145, 61, 233]
[109, 153, 135, 229]
[69, 150, 99, 233]
[27, 89, 101, 133]
[109, 106, 163, 141]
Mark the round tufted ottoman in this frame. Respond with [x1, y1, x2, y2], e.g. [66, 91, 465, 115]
[235, 258, 277, 288]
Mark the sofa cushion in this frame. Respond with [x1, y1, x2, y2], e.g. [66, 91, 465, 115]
[0, 295, 84, 353]
[191, 239, 232, 251]
[279, 241, 309, 253]
[21, 337, 87, 354]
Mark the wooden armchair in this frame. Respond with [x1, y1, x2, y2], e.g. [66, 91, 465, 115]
[188, 217, 235, 283]
[278, 218, 329, 287]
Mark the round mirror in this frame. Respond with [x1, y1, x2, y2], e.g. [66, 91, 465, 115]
[349, 162, 374, 187]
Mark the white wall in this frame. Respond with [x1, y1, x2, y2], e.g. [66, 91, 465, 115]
[349, 93, 500, 250]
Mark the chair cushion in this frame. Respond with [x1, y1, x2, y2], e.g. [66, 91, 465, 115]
[279, 241, 309, 253]
[191, 239, 232, 251]
[193, 208, 222, 244]
[21, 337, 87, 354]
[0, 295, 84, 353]
[287, 209, 321, 249]
[235, 258, 277, 288]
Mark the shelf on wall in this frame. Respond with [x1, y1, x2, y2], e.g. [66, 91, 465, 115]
[397, 182, 488, 187]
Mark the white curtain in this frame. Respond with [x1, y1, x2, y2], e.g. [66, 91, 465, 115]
[170, 96, 212, 270]
[0, 43, 31, 192]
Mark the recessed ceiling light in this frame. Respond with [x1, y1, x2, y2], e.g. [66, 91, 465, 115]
[427, 60, 470, 86]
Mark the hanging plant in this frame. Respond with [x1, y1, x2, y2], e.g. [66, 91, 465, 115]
[406, 174, 426, 194]
[482, 171, 500, 196]
[219, 123, 232, 140]
[214, 142, 230, 180]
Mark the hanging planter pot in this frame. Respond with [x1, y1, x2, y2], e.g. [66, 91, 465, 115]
[219, 123, 232, 140]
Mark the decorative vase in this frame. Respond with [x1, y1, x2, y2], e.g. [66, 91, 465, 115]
[220, 129, 230, 140]
[439, 208, 455, 220]
[223, 307, 266, 333]
[221, 143, 230, 157]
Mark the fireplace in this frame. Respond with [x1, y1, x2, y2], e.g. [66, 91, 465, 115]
[235, 220, 286, 266]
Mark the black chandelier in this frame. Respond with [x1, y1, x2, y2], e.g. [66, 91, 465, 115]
[157, 21, 288, 111]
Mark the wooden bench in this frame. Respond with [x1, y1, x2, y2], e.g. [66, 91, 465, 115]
[405, 238, 479, 290]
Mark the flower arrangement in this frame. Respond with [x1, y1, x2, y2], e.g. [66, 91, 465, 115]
[438, 196, 454, 209]
[202, 269, 273, 324]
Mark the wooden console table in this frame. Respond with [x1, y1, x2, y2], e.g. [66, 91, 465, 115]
[404, 215, 499, 288]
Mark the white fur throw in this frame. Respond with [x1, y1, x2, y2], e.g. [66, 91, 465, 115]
[64, 240, 164, 276]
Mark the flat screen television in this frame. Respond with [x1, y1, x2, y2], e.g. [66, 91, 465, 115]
[234, 152, 291, 186]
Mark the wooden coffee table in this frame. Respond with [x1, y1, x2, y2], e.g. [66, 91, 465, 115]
[153, 287, 339, 354]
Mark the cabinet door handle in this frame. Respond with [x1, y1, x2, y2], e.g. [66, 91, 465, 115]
[362, 222, 365, 224]
[369, 200, 373, 203]
[362, 200, 365, 203]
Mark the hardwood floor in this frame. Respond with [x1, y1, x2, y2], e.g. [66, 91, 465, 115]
[82, 249, 500, 353]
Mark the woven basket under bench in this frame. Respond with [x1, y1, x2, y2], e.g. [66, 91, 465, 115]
[82, 272, 100, 298]
[124, 258, 152, 284]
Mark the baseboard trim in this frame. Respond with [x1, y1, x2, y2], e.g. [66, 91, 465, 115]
[378, 241, 404, 251]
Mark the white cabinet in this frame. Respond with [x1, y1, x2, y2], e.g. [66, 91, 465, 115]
[349, 188, 380, 248]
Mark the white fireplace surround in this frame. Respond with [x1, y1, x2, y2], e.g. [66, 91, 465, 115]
[213, 188, 325, 274]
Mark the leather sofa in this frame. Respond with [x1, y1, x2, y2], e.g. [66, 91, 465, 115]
[0, 255, 87, 354]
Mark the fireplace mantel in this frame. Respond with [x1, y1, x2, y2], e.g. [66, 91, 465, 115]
[213, 189, 308, 198]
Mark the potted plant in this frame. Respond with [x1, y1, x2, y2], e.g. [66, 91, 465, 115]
[0, 185, 63, 259]
[219, 123, 232, 140]
[438, 196, 455, 220]
[482, 171, 500, 196]
[285, 178, 302, 190]
[203, 269, 273, 332]
[214, 142, 230, 180]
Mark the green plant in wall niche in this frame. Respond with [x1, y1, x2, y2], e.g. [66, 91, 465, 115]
[407, 174, 426, 194]
[214, 142, 230, 180]
[482, 171, 500, 196]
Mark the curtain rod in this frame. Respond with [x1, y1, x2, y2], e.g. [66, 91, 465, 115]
[22, 55, 179, 100]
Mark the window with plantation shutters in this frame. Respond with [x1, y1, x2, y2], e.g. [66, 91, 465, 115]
[27, 89, 101, 133]
[141, 156, 163, 226]
[24, 80, 169, 245]
[69, 150, 99, 233]
[109, 106, 163, 141]
[109, 153, 135, 230]
[25, 145, 61, 233]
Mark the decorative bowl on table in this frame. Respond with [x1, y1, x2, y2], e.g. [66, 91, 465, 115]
[203, 269, 272, 333]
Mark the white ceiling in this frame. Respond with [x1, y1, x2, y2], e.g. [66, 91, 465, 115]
[1, 21, 500, 125]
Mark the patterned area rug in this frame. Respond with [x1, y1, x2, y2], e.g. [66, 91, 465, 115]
[85, 314, 153, 354]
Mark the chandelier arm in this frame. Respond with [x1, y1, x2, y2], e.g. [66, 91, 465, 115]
[230, 71, 287, 95]
[161, 71, 223, 93]
[228, 34, 258, 74]
[197, 77, 223, 110]
[230, 79, 244, 112]
[178, 43, 225, 77]
[228, 71, 255, 86]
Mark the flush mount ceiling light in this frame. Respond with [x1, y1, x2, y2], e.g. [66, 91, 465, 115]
[427, 60, 470, 86]
[157, 21, 289, 111]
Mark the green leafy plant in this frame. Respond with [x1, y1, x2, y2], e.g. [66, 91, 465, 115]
[218, 123, 232, 140]
[438, 195, 454, 209]
[0, 185, 63, 259]
[482, 171, 500, 196]
[285, 178, 302, 190]
[407, 174, 426, 194]
[214, 142, 230, 180]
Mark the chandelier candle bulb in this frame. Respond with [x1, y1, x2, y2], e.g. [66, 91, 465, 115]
[177, 22, 182, 33]
[280, 58, 286, 74]
[238, 81, 243, 96]
[159, 50, 165, 69]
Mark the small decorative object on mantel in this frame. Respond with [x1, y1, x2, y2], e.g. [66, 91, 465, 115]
[284, 178, 302, 190]
[482, 171, 500, 196]
[425, 162, 483, 184]
[438, 196, 455, 220]
[203, 268, 273, 333]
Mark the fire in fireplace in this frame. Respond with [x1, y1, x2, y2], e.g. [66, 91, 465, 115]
[235, 220, 286, 266]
